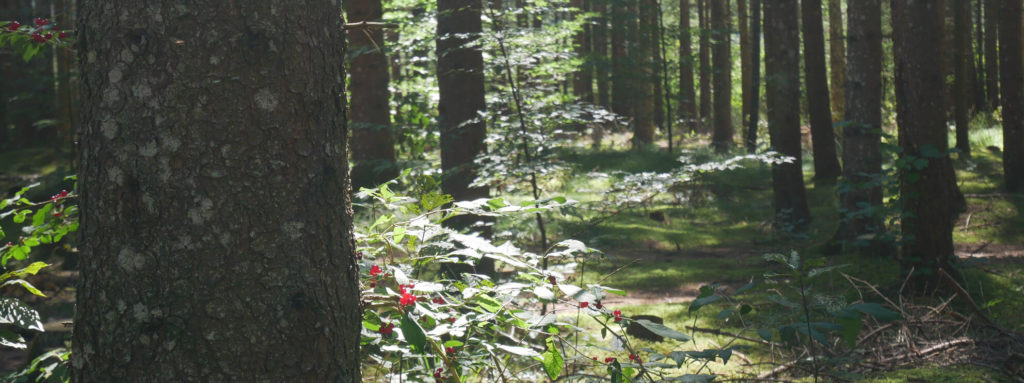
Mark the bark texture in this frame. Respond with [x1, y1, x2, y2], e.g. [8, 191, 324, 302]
[633, 0, 657, 145]
[594, 0, 611, 108]
[803, 0, 842, 180]
[828, 0, 847, 121]
[892, 0, 961, 287]
[611, 0, 631, 116]
[710, 0, 733, 150]
[985, 0, 1000, 111]
[572, 0, 594, 103]
[954, 0, 973, 157]
[348, 0, 398, 190]
[838, 0, 884, 246]
[764, 0, 811, 229]
[745, 0, 761, 152]
[73, 1, 361, 381]
[679, 0, 698, 132]
[999, 0, 1024, 192]
[738, 0, 751, 127]
[698, 0, 712, 132]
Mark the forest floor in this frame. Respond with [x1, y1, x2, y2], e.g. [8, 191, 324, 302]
[1, 127, 1023, 381]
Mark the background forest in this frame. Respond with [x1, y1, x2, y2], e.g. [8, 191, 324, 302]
[1, 0, 1024, 381]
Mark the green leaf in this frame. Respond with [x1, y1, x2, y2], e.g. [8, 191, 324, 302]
[443, 340, 464, 348]
[541, 338, 563, 380]
[32, 204, 53, 227]
[635, 319, 692, 342]
[496, 344, 540, 357]
[0, 297, 44, 331]
[476, 294, 502, 313]
[3, 279, 45, 297]
[399, 313, 427, 353]
[757, 328, 772, 342]
[689, 295, 721, 314]
[839, 317, 862, 347]
[392, 226, 405, 243]
[0, 329, 26, 349]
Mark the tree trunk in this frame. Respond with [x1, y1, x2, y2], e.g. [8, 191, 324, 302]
[650, 0, 665, 128]
[572, 0, 594, 103]
[892, 0, 961, 288]
[698, 0, 712, 133]
[348, 0, 398, 190]
[739, 0, 751, 128]
[954, 0, 973, 157]
[594, 0, 611, 108]
[710, 0, 733, 151]
[745, 0, 761, 152]
[437, 0, 494, 275]
[764, 0, 812, 229]
[679, 0, 698, 133]
[974, 0, 987, 113]
[611, 0, 631, 116]
[837, 0, 885, 249]
[1000, 0, 1024, 192]
[803, 0, 842, 180]
[985, 0, 1000, 111]
[828, 0, 847, 121]
[633, 0, 657, 145]
[72, 1, 361, 380]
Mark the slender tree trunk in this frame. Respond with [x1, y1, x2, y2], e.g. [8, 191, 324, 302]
[572, 0, 594, 103]
[739, 0, 751, 127]
[698, 0, 712, 133]
[828, 0, 847, 121]
[974, 0, 987, 112]
[745, 0, 761, 152]
[892, 0, 961, 288]
[650, 0, 665, 128]
[679, 0, 698, 133]
[764, 0, 811, 229]
[837, 0, 885, 248]
[954, 0, 973, 157]
[710, 0, 733, 151]
[633, 0, 657, 145]
[73, 1, 361, 380]
[803, 0, 842, 180]
[437, 0, 495, 276]
[53, 0, 76, 155]
[594, 1, 611, 108]
[985, 0, 1000, 111]
[347, 0, 398, 190]
[611, 0, 631, 116]
[1000, 0, 1024, 192]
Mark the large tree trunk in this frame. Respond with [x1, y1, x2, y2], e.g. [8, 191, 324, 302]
[828, 0, 847, 121]
[572, 0, 594, 103]
[710, 0, 733, 151]
[985, 0, 1000, 111]
[745, 0, 761, 152]
[837, 0, 885, 249]
[803, 0, 842, 180]
[698, 0, 712, 133]
[348, 0, 398, 190]
[892, 0, 961, 288]
[679, 0, 698, 133]
[633, 0, 656, 145]
[764, 0, 812, 229]
[738, 0, 751, 129]
[1000, 0, 1024, 192]
[611, 0, 631, 117]
[594, 0, 611, 108]
[954, 0, 973, 158]
[72, 1, 361, 380]
[437, 0, 494, 275]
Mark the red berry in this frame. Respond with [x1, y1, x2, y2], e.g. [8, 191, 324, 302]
[399, 292, 418, 307]
[613, 310, 623, 323]
[604, 357, 615, 363]
[596, 302, 603, 309]
[592, 357, 598, 361]
[44, 33, 52, 40]
[7, 21, 19, 31]
[369, 264, 383, 277]
[34, 17, 47, 26]
[31, 33, 45, 43]
[548, 276, 557, 285]
[580, 301, 589, 308]
[58, 31, 68, 39]
[379, 323, 395, 336]
[445, 346, 455, 355]
[448, 317, 456, 323]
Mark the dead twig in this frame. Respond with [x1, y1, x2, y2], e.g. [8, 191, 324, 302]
[343, 21, 399, 30]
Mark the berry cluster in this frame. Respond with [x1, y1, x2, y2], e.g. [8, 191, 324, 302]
[4, 18, 70, 45]
[378, 322, 395, 337]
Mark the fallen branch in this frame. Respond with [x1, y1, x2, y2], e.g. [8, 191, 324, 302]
[687, 326, 780, 347]
[876, 338, 974, 364]
[938, 268, 1006, 334]
[343, 21, 399, 30]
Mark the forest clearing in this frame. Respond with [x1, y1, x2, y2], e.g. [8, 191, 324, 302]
[2, 0, 1024, 382]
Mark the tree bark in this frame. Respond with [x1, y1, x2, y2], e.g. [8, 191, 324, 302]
[892, 0, 961, 288]
[999, 0, 1024, 192]
[828, 0, 847, 121]
[837, 0, 885, 248]
[698, 0, 712, 133]
[738, 0, 751, 128]
[745, 0, 761, 152]
[650, 0, 665, 128]
[679, 0, 698, 133]
[710, 0, 733, 151]
[974, 0, 986, 113]
[764, 0, 812, 229]
[985, 0, 1000, 111]
[348, 0, 399, 190]
[803, 0, 842, 180]
[954, 0, 973, 158]
[594, 0, 611, 108]
[611, 0, 631, 117]
[572, 0, 594, 103]
[633, 0, 657, 145]
[72, 1, 361, 380]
